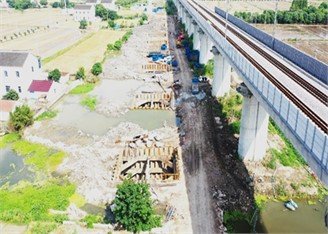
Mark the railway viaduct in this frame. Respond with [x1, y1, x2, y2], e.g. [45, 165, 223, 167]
[172, 0, 328, 186]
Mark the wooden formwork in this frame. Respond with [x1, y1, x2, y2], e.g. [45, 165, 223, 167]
[114, 146, 180, 182]
[142, 63, 172, 73]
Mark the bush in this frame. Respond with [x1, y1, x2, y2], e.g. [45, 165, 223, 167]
[81, 95, 97, 110]
[113, 40, 122, 50]
[79, 20, 88, 29]
[48, 68, 61, 82]
[81, 214, 102, 228]
[2, 89, 19, 100]
[91, 63, 102, 76]
[76, 67, 86, 80]
[51, 2, 60, 8]
[9, 105, 34, 132]
[229, 121, 240, 134]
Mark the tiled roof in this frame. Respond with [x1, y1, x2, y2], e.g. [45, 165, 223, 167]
[74, 4, 92, 10]
[101, 0, 112, 3]
[0, 100, 16, 113]
[28, 80, 53, 92]
[86, 0, 97, 3]
[0, 51, 29, 67]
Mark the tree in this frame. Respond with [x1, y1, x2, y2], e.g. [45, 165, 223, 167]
[7, 0, 32, 9]
[48, 68, 61, 82]
[51, 1, 60, 8]
[9, 105, 34, 132]
[2, 89, 19, 100]
[96, 4, 108, 19]
[76, 67, 86, 80]
[290, 0, 308, 11]
[40, 0, 47, 7]
[91, 63, 102, 76]
[79, 19, 88, 29]
[112, 179, 161, 233]
[107, 10, 119, 20]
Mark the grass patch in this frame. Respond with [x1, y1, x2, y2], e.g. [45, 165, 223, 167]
[0, 133, 20, 149]
[255, 195, 269, 209]
[69, 83, 95, 94]
[0, 181, 74, 224]
[218, 93, 243, 120]
[35, 110, 58, 121]
[268, 119, 306, 167]
[81, 95, 97, 111]
[264, 155, 277, 169]
[12, 140, 67, 172]
[229, 121, 240, 134]
[81, 214, 103, 228]
[69, 193, 87, 208]
[42, 33, 95, 65]
[27, 222, 58, 234]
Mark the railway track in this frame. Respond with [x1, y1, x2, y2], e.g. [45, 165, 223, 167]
[187, 0, 328, 134]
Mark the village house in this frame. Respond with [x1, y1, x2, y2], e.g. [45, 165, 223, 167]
[73, 4, 98, 22]
[28, 80, 62, 101]
[0, 51, 44, 99]
[101, 0, 116, 11]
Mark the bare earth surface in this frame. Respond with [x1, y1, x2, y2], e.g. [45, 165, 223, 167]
[0, 8, 88, 58]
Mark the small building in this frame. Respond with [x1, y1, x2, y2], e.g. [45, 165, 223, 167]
[60, 72, 70, 84]
[101, 0, 116, 10]
[28, 80, 54, 100]
[0, 51, 43, 99]
[85, 0, 98, 6]
[0, 100, 18, 121]
[73, 4, 97, 22]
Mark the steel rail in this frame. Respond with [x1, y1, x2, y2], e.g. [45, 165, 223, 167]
[186, 0, 328, 133]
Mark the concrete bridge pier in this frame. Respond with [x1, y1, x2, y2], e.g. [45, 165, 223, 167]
[188, 17, 194, 36]
[193, 22, 200, 50]
[177, 4, 182, 20]
[185, 14, 191, 35]
[207, 39, 214, 61]
[211, 46, 231, 97]
[182, 9, 187, 24]
[237, 85, 269, 161]
[199, 29, 211, 64]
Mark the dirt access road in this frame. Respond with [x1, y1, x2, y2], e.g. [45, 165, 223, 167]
[167, 14, 255, 233]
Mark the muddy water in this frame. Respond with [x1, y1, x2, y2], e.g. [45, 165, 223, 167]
[0, 147, 34, 186]
[236, 200, 328, 233]
[53, 96, 175, 135]
[256, 200, 328, 233]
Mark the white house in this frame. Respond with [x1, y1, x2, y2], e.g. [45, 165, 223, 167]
[0, 51, 43, 99]
[101, 0, 117, 11]
[73, 4, 98, 22]
[85, 0, 98, 6]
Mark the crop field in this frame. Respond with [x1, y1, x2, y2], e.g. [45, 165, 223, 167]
[43, 30, 126, 73]
[204, 0, 323, 13]
[0, 8, 87, 58]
